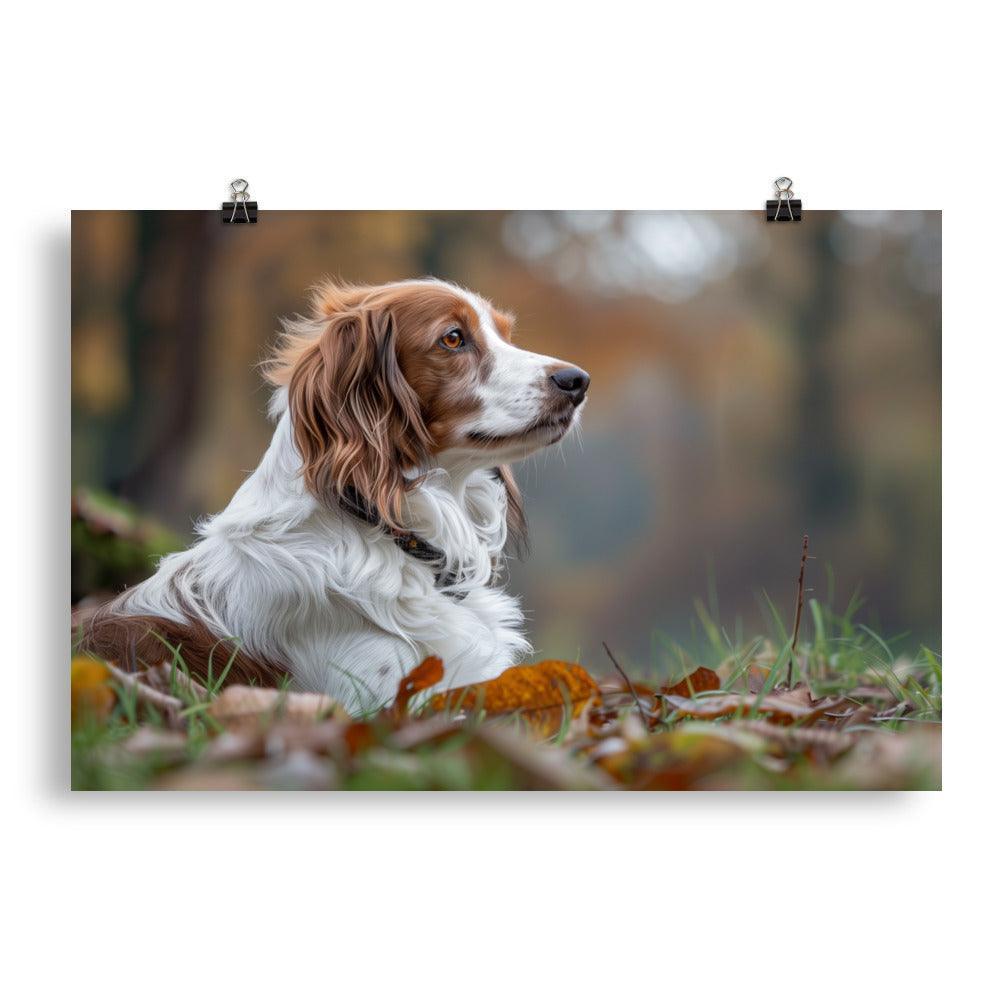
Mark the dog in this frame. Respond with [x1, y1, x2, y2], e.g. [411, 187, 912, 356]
[81, 278, 590, 712]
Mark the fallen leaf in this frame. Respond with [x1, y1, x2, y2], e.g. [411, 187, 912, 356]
[716, 648, 775, 693]
[200, 730, 263, 763]
[197, 718, 346, 763]
[742, 665, 773, 694]
[258, 750, 336, 790]
[597, 688, 659, 727]
[387, 716, 462, 752]
[731, 719, 857, 760]
[830, 727, 941, 790]
[871, 702, 913, 722]
[263, 719, 348, 758]
[207, 685, 344, 733]
[467, 724, 614, 790]
[155, 765, 261, 791]
[71, 656, 115, 726]
[430, 660, 600, 737]
[393, 656, 444, 716]
[91, 726, 191, 774]
[834, 704, 875, 730]
[596, 726, 764, 790]
[120, 726, 189, 761]
[585, 702, 621, 735]
[662, 687, 847, 725]
[588, 736, 630, 761]
[661, 666, 722, 697]
[343, 720, 377, 755]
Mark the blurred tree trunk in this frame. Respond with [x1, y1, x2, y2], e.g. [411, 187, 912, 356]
[790, 215, 854, 524]
[111, 212, 212, 518]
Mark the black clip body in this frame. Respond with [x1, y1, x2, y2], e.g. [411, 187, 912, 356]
[222, 178, 257, 223]
[765, 177, 802, 222]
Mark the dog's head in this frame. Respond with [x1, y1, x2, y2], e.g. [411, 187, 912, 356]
[266, 278, 589, 535]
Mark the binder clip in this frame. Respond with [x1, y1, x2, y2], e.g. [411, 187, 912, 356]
[222, 178, 257, 224]
[766, 177, 802, 222]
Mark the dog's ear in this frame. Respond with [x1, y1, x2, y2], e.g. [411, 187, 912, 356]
[495, 464, 528, 557]
[287, 301, 432, 529]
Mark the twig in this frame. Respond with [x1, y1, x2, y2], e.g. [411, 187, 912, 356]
[152, 660, 209, 701]
[787, 533, 809, 687]
[104, 661, 184, 723]
[602, 642, 654, 726]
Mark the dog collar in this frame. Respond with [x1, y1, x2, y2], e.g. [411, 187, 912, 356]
[338, 487, 462, 596]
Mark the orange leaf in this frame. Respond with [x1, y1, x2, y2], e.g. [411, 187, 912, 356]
[598, 728, 754, 791]
[393, 656, 444, 716]
[430, 661, 600, 737]
[344, 720, 376, 755]
[71, 656, 115, 726]
[661, 666, 721, 697]
[743, 665, 773, 694]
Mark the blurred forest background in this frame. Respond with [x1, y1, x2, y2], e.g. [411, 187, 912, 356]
[71, 210, 941, 672]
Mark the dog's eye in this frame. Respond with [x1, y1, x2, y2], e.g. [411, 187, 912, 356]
[440, 329, 464, 350]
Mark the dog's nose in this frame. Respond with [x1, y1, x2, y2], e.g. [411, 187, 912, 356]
[550, 366, 591, 406]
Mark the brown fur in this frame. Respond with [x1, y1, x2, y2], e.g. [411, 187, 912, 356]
[283, 296, 435, 530]
[491, 307, 515, 342]
[78, 603, 287, 686]
[495, 464, 528, 555]
[265, 280, 520, 533]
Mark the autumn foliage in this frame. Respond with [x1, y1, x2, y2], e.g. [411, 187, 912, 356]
[429, 660, 599, 736]
[71, 644, 941, 791]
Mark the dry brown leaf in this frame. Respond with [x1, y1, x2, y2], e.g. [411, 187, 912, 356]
[200, 730, 264, 763]
[743, 665, 774, 694]
[830, 727, 941, 790]
[833, 704, 875, 730]
[595, 726, 764, 790]
[393, 656, 444, 716]
[71, 656, 115, 726]
[93, 726, 191, 773]
[262, 719, 349, 757]
[387, 716, 462, 751]
[661, 666, 722, 697]
[120, 726, 190, 761]
[207, 685, 344, 733]
[662, 687, 846, 725]
[467, 723, 614, 790]
[197, 718, 346, 763]
[155, 765, 262, 791]
[257, 750, 337, 790]
[598, 678, 659, 722]
[731, 719, 857, 760]
[430, 660, 600, 737]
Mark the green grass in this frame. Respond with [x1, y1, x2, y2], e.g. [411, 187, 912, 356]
[71, 586, 942, 791]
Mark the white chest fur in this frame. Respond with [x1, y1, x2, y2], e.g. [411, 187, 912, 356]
[118, 409, 530, 712]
